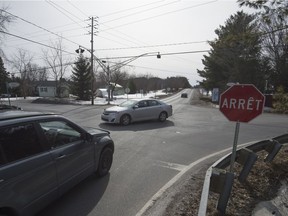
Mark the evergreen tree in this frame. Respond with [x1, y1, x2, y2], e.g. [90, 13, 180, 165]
[70, 54, 91, 100]
[127, 79, 136, 94]
[197, 11, 266, 92]
[0, 57, 9, 94]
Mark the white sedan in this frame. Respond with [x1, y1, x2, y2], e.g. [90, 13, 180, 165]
[101, 99, 173, 126]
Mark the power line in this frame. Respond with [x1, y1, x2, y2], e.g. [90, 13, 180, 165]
[11, 60, 76, 76]
[101, 0, 180, 24]
[66, 0, 88, 18]
[0, 8, 82, 47]
[69, 0, 213, 59]
[0, 30, 76, 55]
[96, 41, 208, 51]
[45, 0, 86, 28]
[99, 0, 166, 18]
[2, 2, 213, 62]
[50, 1, 164, 52]
[98, 26, 288, 59]
[101, 0, 218, 32]
[5, 21, 86, 45]
[65, 0, 146, 51]
[3, 17, 207, 63]
[99, 23, 155, 54]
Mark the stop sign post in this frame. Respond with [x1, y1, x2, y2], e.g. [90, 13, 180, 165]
[219, 84, 265, 172]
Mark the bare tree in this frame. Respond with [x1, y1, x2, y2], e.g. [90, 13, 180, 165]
[97, 63, 128, 100]
[0, 6, 15, 58]
[260, 15, 288, 91]
[42, 37, 69, 97]
[110, 68, 128, 98]
[238, 0, 288, 22]
[26, 63, 49, 82]
[11, 48, 33, 98]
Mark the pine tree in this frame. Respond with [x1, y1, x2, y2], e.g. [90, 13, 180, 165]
[127, 79, 136, 94]
[0, 57, 9, 94]
[70, 55, 91, 100]
[197, 11, 266, 92]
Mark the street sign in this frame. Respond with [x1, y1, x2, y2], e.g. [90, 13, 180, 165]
[219, 84, 265, 123]
[8, 82, 20, 88]
[212, 88, 219, 102]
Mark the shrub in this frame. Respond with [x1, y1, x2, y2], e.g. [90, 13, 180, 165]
[273, 86, 288, 114]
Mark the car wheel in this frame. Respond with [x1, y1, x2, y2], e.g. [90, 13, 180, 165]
[97, 147, 113, 177]
[159, 112, 167, 122]
[120, 114, 130, 126]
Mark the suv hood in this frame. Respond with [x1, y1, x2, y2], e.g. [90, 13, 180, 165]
[84, 127, 110, 137]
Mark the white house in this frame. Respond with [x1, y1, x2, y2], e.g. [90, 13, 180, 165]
[35, 81, 69, 98]
[95, 88, 108, 98]
[95, 83, 124, 98]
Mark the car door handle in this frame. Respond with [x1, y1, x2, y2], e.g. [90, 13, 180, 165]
[57, 154, 66, 159]
[0, 179, 4, 183]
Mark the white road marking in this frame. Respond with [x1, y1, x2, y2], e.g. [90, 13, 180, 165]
[135, 141, 256, 216]
[157, 161, 187, 171]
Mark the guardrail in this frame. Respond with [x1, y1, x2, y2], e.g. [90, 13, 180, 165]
[198, 133, 288, 216]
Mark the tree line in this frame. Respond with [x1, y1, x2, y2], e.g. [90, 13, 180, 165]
[71, 53, 190, 100]
[0, 49, 190, 100]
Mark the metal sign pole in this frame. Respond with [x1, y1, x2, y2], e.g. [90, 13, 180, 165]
[230, 121, 240, 172]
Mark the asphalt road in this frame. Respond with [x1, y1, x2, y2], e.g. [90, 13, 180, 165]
[11, 89, 288, 216]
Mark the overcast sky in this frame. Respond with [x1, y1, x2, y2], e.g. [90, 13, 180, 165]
[1, 0, 253, 86]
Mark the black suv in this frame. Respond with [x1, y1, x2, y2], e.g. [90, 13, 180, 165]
[181, 93, 188, 98]
[0, 110, 114, 216]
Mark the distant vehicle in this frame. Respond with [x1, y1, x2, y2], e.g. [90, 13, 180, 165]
[181, 93, 188, 98]
[101, 99, 173, 126]
[0, 110, 114, 216]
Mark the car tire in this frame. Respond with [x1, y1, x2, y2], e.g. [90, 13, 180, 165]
[159, 112, 167, 122]
[120, 114, 130, 126]
[97, 147, 113, 177]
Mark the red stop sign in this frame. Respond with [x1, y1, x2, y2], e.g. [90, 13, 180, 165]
[219, 84, 265, 122]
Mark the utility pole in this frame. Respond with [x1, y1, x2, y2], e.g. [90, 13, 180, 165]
[89, 17, 98, 105]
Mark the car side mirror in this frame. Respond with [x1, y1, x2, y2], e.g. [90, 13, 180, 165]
[82, 132, 92, 141]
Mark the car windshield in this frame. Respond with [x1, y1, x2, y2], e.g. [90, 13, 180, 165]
[118, 100, 137, 108]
